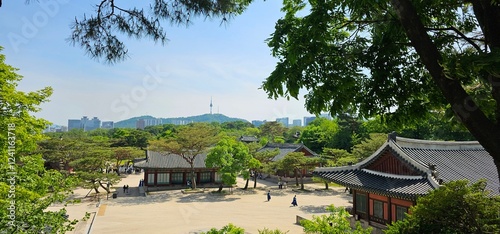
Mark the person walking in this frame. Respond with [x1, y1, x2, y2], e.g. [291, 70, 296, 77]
[267, 191, 271, 202]
[123, 185, 126, 193]
[291, 195, 298, 206]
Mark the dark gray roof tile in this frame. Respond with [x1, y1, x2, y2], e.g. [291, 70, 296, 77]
[134, 151, 209, 169]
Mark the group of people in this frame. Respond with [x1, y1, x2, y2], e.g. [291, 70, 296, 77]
[278, 177, 288, 189]
[277, 181, 287, 189]
[266, 191, 298, 207]
[122, 184, 130, 193]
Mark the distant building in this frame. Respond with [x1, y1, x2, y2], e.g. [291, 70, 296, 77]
[82, 117, 101, 131]
[101, 121, 114, 129]
[291, 119, 302, 127]
[303, 116, 316, 126]
[276, 117, 289, 127]
[320, 113, 333, 120]
[67, 116, 103, 131]
[251, 120, 264, 127]
[136, 119, 146, 130]
[137, 118, 165, 129]
[144, 118, 162, 127]
[68, 119, 81, 131]
[43, 125, 67, 133]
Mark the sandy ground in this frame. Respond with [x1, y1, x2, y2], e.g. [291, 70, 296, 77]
[54, 173, 352, 234]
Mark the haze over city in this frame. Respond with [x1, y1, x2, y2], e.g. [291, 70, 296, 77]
[0, 1, 313, 126]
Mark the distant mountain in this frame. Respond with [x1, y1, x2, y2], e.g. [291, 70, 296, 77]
[114, 114, 248, 128]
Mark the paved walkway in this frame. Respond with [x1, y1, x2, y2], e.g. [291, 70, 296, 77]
[56, 173, 352, 234]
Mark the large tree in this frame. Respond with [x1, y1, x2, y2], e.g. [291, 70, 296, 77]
[150, 123, 219, 189]
[0, 48, 77, 232]
[385, 180, 500, 233]
[206, 137, 257, 191]
[263, 1, 500, 178]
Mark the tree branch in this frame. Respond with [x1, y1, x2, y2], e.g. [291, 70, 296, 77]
[425, 26, 483, 52]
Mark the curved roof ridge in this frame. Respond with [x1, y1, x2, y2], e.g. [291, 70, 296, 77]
[395, 136, 482, 150]
[361, 168, 424, 180]
[389, 140, 431, 172]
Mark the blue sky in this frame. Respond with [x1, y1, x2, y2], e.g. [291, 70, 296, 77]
[0, 0, 313, 126]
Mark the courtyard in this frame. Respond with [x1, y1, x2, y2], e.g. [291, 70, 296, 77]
[57, 173, 352, 234]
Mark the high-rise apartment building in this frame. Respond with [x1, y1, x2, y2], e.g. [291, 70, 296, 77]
[101, 121, 114, 129]
[276, 117, 289, 127]
[292, 119, 302, 127]
[67, 116, 102, 131]
[304, 116, 316, 126]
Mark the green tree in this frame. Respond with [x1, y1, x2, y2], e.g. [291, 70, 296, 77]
[150, 123, 219, 189]
[251, 144, 279, 188]
[263, 0, 500, 179]
[258, 228, 289, 234]
[206, 137, 256, 191]
[386, 180, 500, 234]
[61, 0, 251, 63]
[0, 48, 77, 232]
[112, 147, 144, 175]
[351, 133, 387, 161]
[202, 223, 245, 234]
[69, 140, 119, 194]
[301, 205, 372, 234]
[259, 121, 287, 143]
[277, 152, 317, 190]
[37, 137, 82, 173]
[299, 118, 338, 153]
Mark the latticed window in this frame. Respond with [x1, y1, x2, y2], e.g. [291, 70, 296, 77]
[171, 173, 183, 184]
[396, 206, 408, 221]
[373, 200, 384, 219]
[157, 173, 169, 184]
[214, 172, 222, 182]
[356, 193, 367, 213]
[147, 173, 155, 185]
[200, 172, 211, 183]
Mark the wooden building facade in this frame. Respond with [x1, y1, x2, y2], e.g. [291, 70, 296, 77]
[314, 134, 499, 228]
[134, 151, 221, 188]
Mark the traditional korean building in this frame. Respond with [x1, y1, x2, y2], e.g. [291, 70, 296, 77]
[313, 133, 499, 229]
[258, 143, 318, 161]
[258, 143, 318, 177]
[238, 136, 259, 144]
[134, 151, 220, 189]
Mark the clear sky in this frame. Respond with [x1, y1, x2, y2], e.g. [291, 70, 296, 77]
[0, 0, 314, 126]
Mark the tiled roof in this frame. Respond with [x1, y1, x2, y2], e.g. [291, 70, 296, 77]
[395, 137, 499, 195]
[313, 136, 500, 199]
[314, 168, 438, 200]
[134, 151, 209, 169]
[257, 143, 318, 161]
[239, 136, 259, 142]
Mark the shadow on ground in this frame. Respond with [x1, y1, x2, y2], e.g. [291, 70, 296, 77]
[299, 205, 330, 214]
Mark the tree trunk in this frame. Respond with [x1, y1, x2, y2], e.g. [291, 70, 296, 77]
[244, 179, 249, 190]
[300, 171, 305, 190]
[390, 0, 500, 181]
[253, 173, 257, 188]
[190, 164, 197, 189]
[99, 181, 110, 193]
[324, 181, 329, 190]
[217, 183, 223, 193]
[295, 168, 299, 186]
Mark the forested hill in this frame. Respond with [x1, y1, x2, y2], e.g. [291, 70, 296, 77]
[114, 114, 248, 128]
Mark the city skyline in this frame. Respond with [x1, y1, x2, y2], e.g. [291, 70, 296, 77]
[0, 1, 313, 126]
